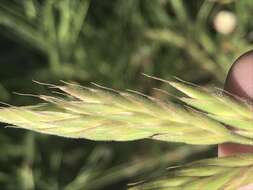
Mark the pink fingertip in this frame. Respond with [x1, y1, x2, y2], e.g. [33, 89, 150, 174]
[238, 183, 253, 190]
[219, 50, 253, 157]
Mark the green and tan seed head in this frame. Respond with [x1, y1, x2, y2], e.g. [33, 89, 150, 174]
[0, 78, 252, 190]
[0, 78, 252, 145]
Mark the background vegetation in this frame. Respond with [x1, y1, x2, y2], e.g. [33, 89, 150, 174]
[0, 0, 252, 189]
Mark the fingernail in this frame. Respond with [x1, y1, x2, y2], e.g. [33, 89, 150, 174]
[224, 50, 253, 100]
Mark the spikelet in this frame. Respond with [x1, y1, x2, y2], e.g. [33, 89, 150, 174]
[129, 153, 253, 190]
[0, 77, 252, 145]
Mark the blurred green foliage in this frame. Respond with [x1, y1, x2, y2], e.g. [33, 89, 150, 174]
[0, 0, 252, 189]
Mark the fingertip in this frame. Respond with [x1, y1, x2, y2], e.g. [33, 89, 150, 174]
[218, 143, 253, 157]
[238, 183, 253, 190]
[219, 50, 253, 157]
